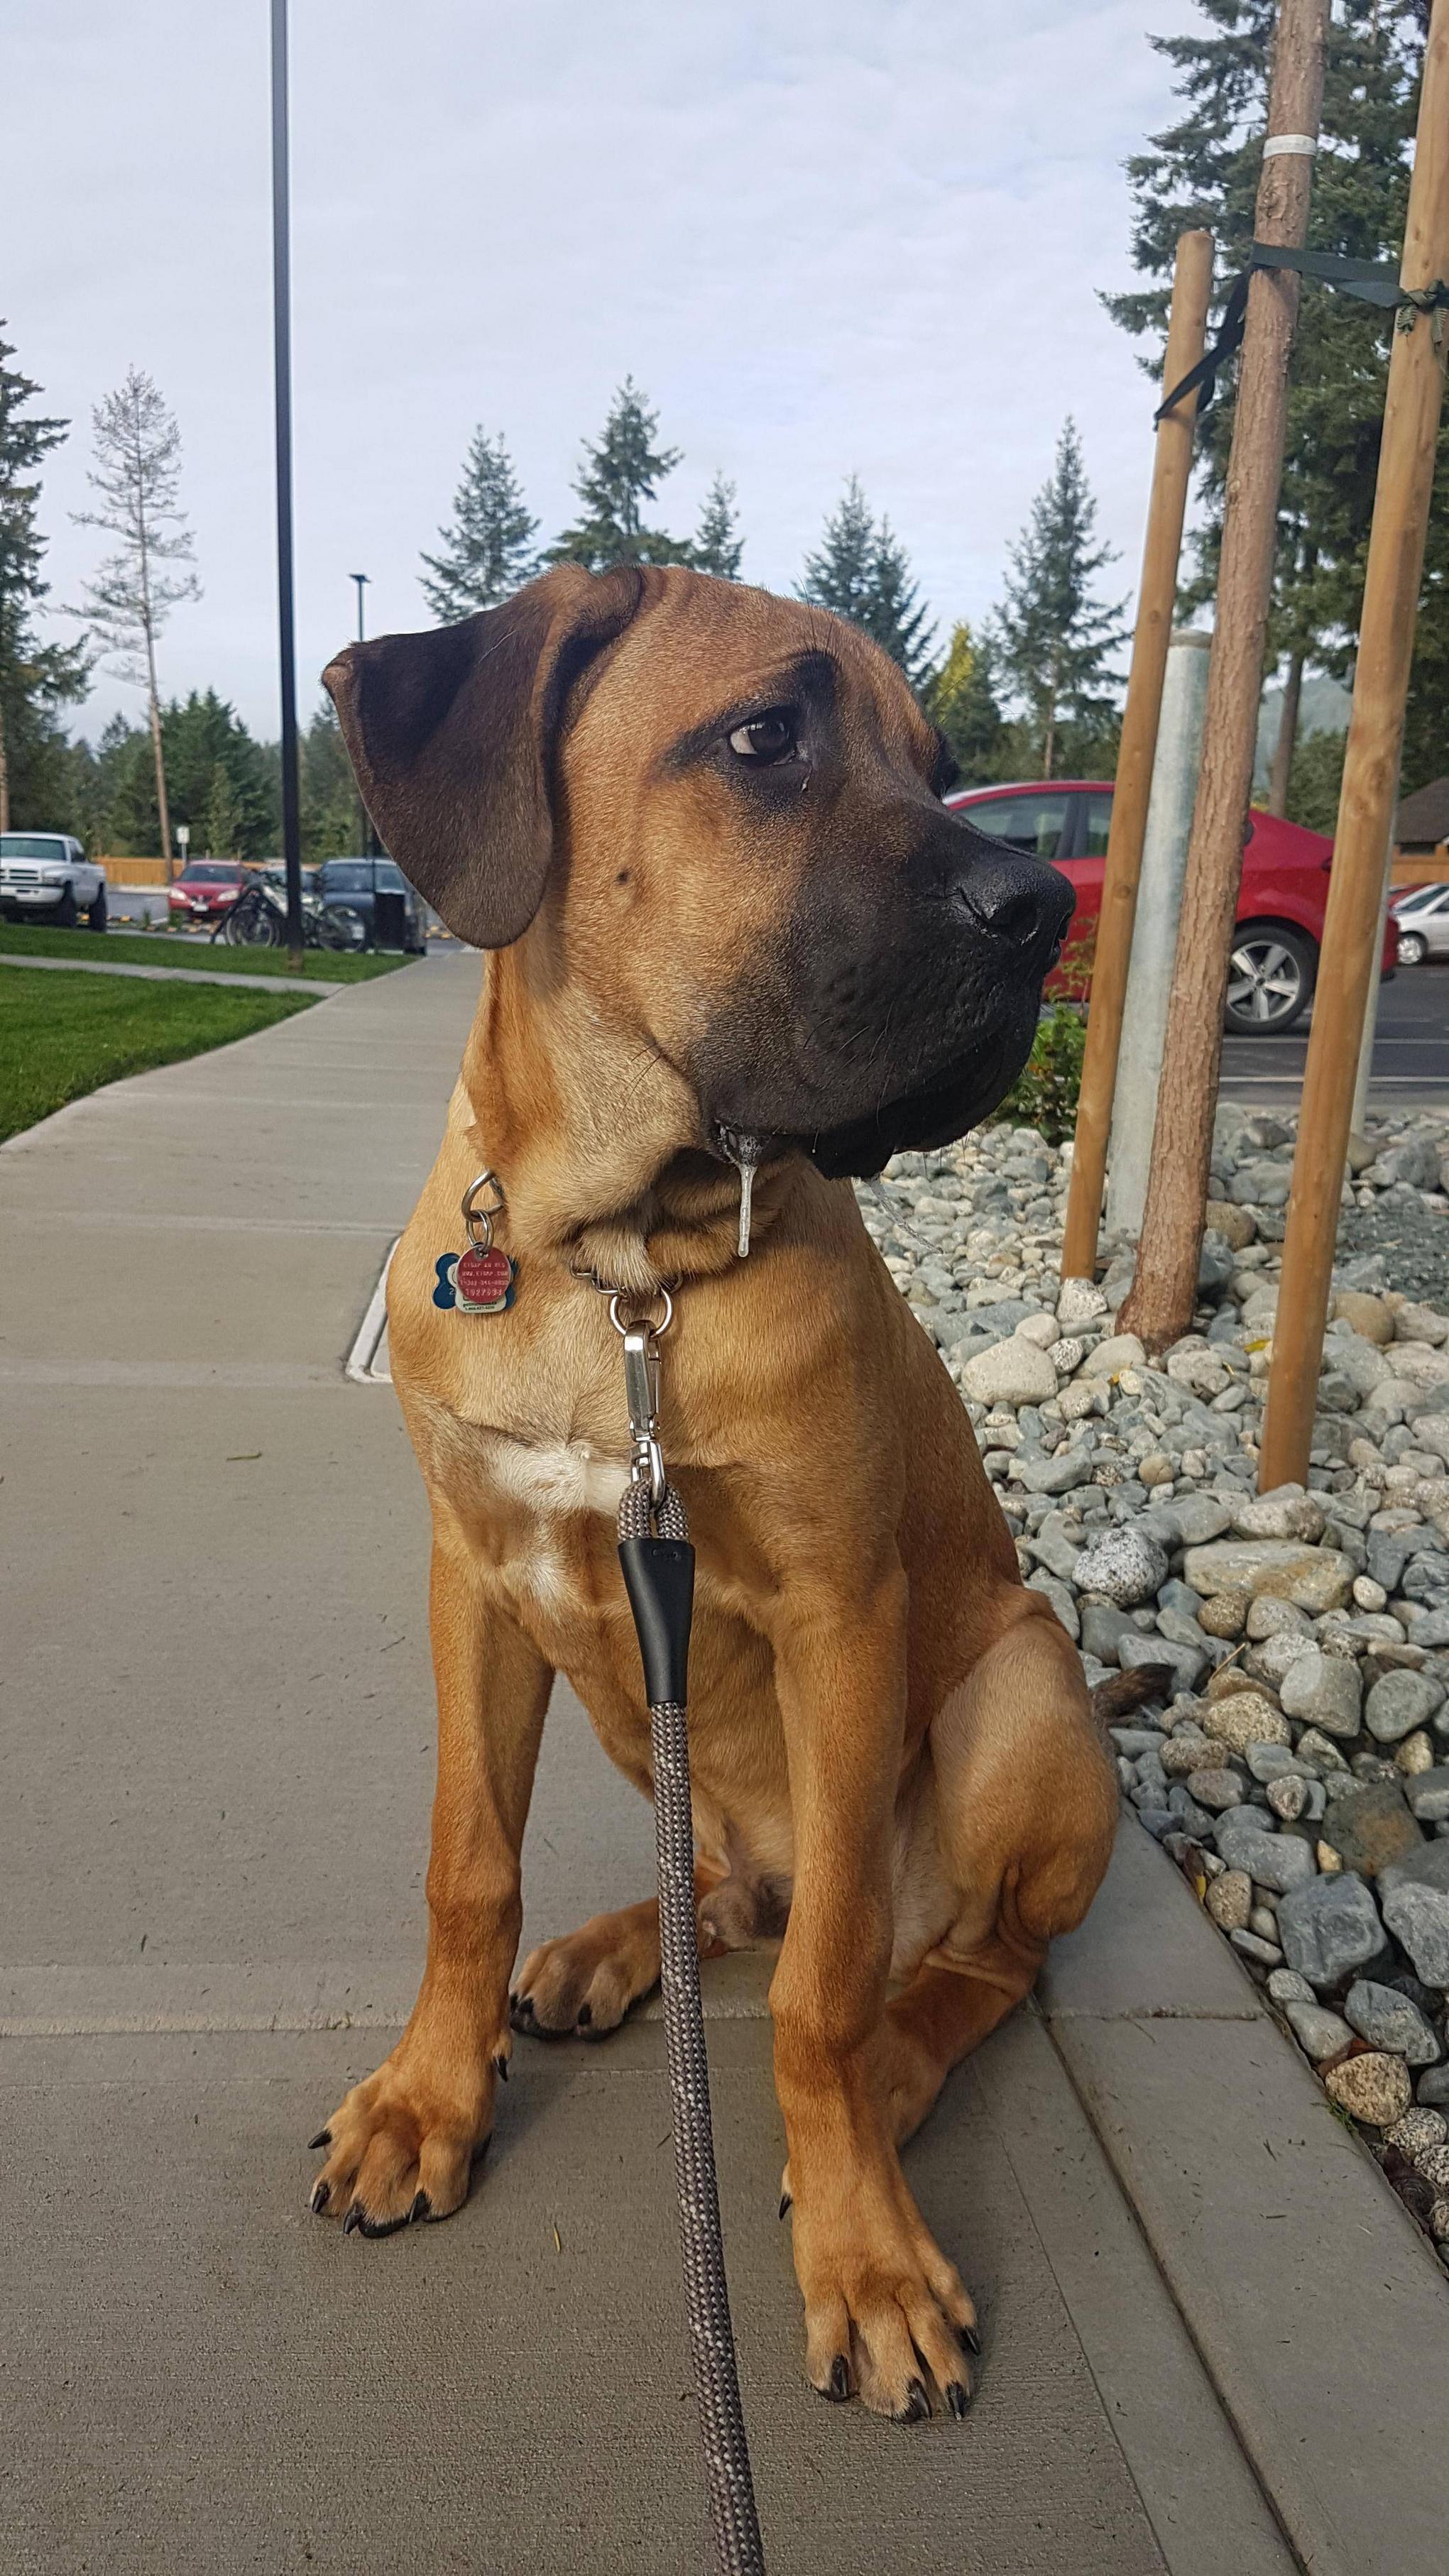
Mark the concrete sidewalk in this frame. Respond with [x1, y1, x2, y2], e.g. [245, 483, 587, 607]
[1, 953, 1442, 2575]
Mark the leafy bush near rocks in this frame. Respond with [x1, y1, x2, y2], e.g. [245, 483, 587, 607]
[992, 1004, 1084, 1146]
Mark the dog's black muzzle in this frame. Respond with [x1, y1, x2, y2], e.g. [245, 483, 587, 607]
[700, 816, 1076, 1182]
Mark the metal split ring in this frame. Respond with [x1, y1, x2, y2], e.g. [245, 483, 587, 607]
[608, 1285, 674, 1341]
[461, 1170, 505, 1254]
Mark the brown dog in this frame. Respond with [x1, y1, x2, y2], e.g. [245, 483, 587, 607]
[310, 564, 1119, 2421]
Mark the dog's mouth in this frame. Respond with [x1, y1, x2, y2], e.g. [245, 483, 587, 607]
[710, 1006, 1037, 1185]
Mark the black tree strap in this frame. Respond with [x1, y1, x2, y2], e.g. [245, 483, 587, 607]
[1156, 241, 1449, 424]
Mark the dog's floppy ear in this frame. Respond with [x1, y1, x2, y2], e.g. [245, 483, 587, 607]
[322, 563, 645, 948]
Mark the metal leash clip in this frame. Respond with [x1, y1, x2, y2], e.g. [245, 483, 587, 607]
[608, 1286, 674, 1511]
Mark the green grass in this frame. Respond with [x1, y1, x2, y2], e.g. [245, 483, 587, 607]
[0, 966, 318, 1141]
[0, 921, 412, 980]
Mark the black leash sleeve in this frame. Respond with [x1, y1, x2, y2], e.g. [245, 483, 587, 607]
[619, 1535, 695, 1706]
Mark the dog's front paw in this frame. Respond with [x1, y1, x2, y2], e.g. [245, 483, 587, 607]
[306, 2030, 504, 2237]
[787, 2160, 978, 2421]
[510, 1897, 662, 2039]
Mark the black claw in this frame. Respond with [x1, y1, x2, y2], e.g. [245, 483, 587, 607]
[946, 2379, 972, 2419]
[409, 2189, 432, 2225]
[778, 2192, 792, 2221]
[307, 2129, 331, 2152]
[576, 2001, 592, 2028]
[900, 2376, 931, 2424]
[962, 2325, 982, 2358]
[309, 2178, 330, 2215]
[342, 2205, 364, 2236]
[493, 2053, 509, 2082]
[829, 2353, 851, 2404]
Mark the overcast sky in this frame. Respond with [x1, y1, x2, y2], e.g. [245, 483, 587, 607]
[10, 0, 1203, 742]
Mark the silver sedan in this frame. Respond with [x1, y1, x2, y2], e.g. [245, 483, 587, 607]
[1396, 885, 1449, 964]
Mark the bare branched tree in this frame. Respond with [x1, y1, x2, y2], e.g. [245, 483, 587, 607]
[72, 367, 199, 865]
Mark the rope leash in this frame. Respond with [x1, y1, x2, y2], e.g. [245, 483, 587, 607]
[613, 1304, 766, 2576]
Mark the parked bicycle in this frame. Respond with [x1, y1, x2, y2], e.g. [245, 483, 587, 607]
[211, 874, 360, 951]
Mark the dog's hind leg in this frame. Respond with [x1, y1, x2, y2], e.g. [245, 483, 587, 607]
[880, 1592, 1119, 2149]
[307, 1530, 552, 2235]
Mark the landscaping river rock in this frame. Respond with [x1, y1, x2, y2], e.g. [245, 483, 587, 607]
[860, 1096, 1449, 2267]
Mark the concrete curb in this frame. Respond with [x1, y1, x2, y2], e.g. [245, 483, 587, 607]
[0, 948, 343, 994]
[1042, 1816, 1448, 2576]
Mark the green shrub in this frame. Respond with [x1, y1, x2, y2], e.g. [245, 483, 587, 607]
[992, 1004, 1084, 1145]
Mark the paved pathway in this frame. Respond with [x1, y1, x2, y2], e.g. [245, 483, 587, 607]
[2, 951, 1443, 2574]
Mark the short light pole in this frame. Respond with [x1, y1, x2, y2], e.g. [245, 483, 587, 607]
[270, 0, 304, 960]
[350, 574, 375, 854]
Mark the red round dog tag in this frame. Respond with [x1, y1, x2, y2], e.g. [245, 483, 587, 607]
[455, 1245, 514, 1308]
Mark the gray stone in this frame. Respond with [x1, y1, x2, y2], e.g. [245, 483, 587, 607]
[1200, 1692, 1292, 1757]
[1079, 1601, 1136, 1665]
[1186, 1767, 1247, 1812]
[1072, 1525, 1169, 1610]
[1173, 1493, 1234, 1545]
[1276, 1871, 1385, 1986]
[1024, 1569, 1080, 1638]
[1267, 1967, 1316, 2005]
[1078, 1332, 1147, 1379]
[1278, 1648, 1363, 1738]
[1230, 1484, 1327, 1543]
[961, 1337, 1060, 1406]
[1382, 1880, 1449, 1988]
[1314, 1782, 1423, 1880]
[1416, 2064, 1449, 2106]
[1344, 1979, 1441, 2063]
[1016, 1449, 1095, 1496]
[1406, 1765, 1449, 1824]
[1229, 1929, 1284, 1966]
[1365, 1667, 1446, 1743]
[1284, 2000, 1354, 2061]
[1215, 1817, 1316, 1892]
[1119, 1630, 1207, 1691]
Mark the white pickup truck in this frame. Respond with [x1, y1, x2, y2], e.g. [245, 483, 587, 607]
[0, 833, 108, 929]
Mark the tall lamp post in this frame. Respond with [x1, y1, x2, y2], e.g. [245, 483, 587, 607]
[270, 0, 304, 955]
[349, 574, 375, 853]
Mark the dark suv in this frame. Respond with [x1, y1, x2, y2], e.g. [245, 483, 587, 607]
[314, 858, 427, 953]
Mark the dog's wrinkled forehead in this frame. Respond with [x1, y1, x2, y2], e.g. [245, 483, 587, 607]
[322, 565, 944, 951]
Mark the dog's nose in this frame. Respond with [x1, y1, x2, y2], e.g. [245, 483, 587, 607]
[951, 848, 1075, 951]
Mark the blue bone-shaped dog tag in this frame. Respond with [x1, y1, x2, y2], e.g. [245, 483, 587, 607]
[432, 1254, 459, 1310]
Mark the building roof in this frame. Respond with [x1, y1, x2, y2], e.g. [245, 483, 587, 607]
[1396, 776, 1449, 846]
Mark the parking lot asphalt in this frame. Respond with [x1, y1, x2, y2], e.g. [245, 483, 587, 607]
[1221, 965, 1449, 1109]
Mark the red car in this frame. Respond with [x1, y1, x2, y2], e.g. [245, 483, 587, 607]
[168, 860, 247, 925]
[946, 779, 1396, 1034]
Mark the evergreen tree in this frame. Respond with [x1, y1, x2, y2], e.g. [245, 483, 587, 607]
[799, 476, 877, 626]
[924, 621, 1007, 782]
[299, 701, 366, 859]
[547, 378, 689, 569]
[203, 763, 244, 859]
[420, 426, 538, 621]
[72, 366, 200, 865]
[691, 472, 744, 579]
[0, 324, 89, 831]
[1285, 725, 1347, 835]
[867, 517, 935, 686]
[991, 420, 1125, 777]
[1105, 1, 1440, 782]
[799, 478, 936, 682]
[102, 690, 275, 860]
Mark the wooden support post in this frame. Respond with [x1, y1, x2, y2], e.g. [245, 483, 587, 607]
[1259, 0, 1449, 1491]
[1060, 229, 1214, 1283]
[1119, 0, 1328, 1351]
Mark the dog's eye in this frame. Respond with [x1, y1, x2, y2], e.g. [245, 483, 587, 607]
[727, 709, 797, 765]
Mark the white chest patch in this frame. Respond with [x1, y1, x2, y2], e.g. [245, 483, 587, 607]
[486, 1435, 630, 1520]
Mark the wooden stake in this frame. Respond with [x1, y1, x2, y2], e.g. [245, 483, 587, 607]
[1060, 229, 1214, 1282]
[1259, 0, 1449, 1491]
[1119, 0, 1328, 1352]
